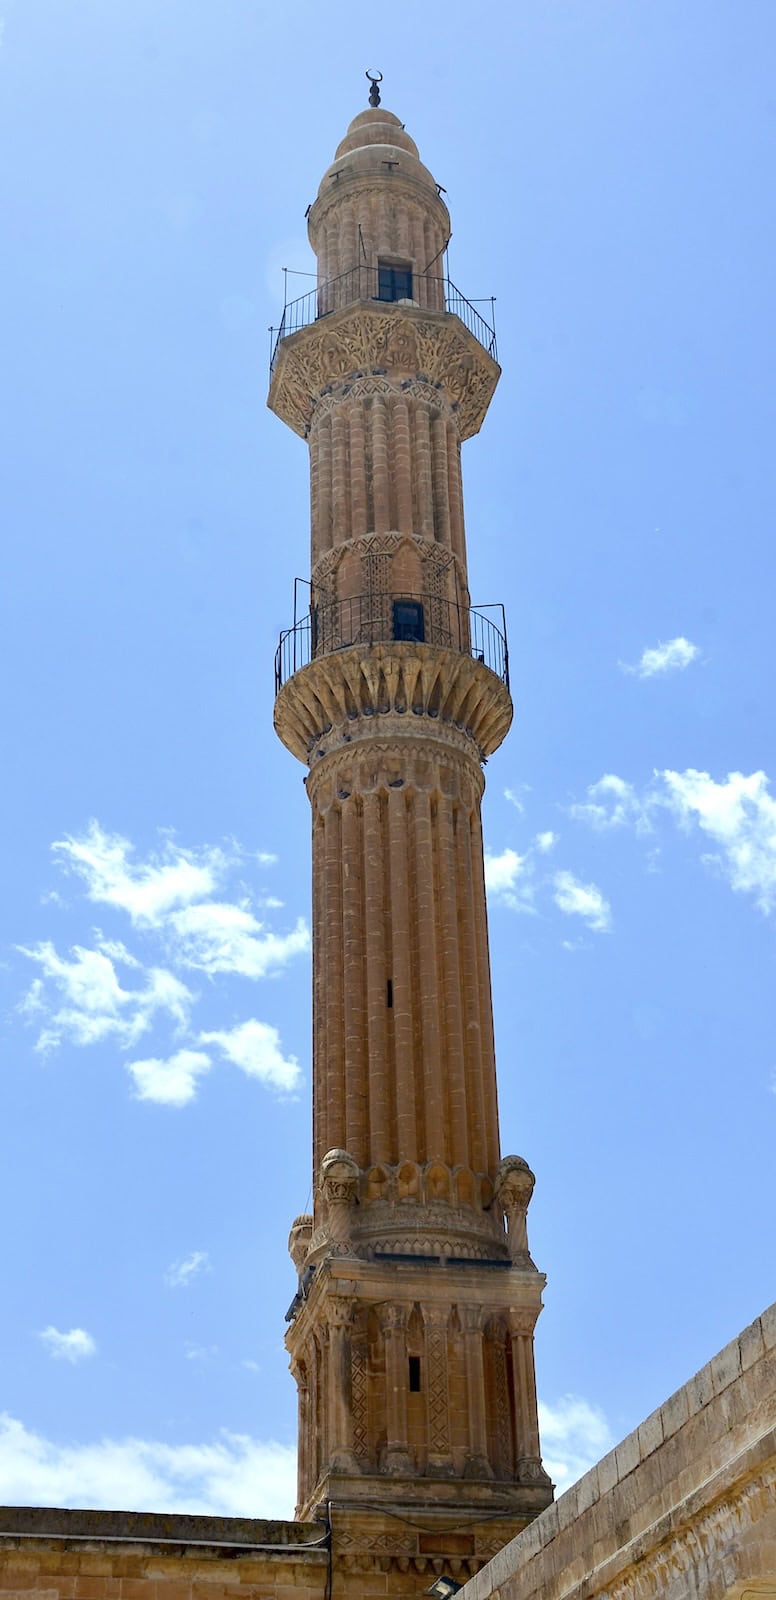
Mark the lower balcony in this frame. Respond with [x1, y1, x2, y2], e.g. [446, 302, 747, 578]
[274, 592, 509, 695]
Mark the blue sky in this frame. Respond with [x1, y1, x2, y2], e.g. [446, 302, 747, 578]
[1, 0, 774, 1516]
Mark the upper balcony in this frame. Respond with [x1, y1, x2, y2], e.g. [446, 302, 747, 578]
[269, 265, 497, 379]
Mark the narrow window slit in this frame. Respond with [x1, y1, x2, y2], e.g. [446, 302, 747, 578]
[386, 978, 393, 1008]
[408, 1355, 421, 1392]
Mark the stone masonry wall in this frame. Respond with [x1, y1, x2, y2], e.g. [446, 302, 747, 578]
[460, 1301, 776, 1600]
[0, 1512, 328, 1600]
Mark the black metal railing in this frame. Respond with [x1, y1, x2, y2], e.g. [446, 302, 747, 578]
[274, 591, 509, 694]
[269, 266, 497, 374]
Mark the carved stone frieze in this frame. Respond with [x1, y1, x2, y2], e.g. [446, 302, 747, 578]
[311, 529, 465, 594]
[306, 732, 487, 808]
[308, 374, 455, 431]
[274, 640, 513, 765]
[268, 302, 500, 441]
[593, 1460, 776, 1600]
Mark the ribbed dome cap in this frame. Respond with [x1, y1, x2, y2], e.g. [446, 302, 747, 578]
[334, 108, 419, 159]
[315, 106, 443, 206]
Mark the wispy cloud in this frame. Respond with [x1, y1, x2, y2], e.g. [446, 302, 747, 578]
[538, 1395, 613, 1493]
[53, 823, 225, 929]
[0, 1414, 296, 1518]
[37, 1327, 96, 1364]
[17, 823, 308, 1106]
[484, 847, 533, 912]
[18, 942, 192, 1055]
[659, 768, 776, 912]
[620, 636, 699, 678]
[165, 1251, 211, 1289]
[570, 767, 776, 918]
[49, 825, 309, 981]
[553, 870, 611, 932]
[568, 774, 650, 833]
[534, 830, 557, 853]
[185, 1343, 219, 1364]
[487, 828, 611, 932]
[128, 1049, 212, 1108]
[504, 786, 529, 815]
[200, 1019, 301, 1094]
[169, 903, 309, 979]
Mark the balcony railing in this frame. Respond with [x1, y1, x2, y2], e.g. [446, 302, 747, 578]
[269, 266, 497, 375]
[274, 591, 509, 694]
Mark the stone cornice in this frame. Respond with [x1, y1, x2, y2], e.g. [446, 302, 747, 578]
[274, 642, 513, 766]
[268, 301, 500, 442]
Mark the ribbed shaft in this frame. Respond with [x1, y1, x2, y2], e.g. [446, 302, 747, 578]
[308, 745, 500, 1177]
[309, 392, 467, 580]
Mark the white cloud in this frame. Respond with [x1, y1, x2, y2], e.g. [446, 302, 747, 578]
[570, 767, 776, 917]
[485, 847, 526, 895]
[659, 768, 776, 912]
[185, 1343, 218, 1363]
[37, 1328, 96, 1365]
[504, 787, 526, 814]
[484, 847, 535, 913]
[127, 1049, 212, 1108]
[53, 823, 225, 929]
[0, 1414, 297, 1519]
[534, 830, 557, 853]
[165, 1251, 212, 1289]
[17, 823, 309, 1109]
[621, 636, 700, 678]
[18, 942, 193, 1055]
[200, 1019, 302, 1094]
[569, 774, 650, 832]
[538, 1395, 613, 1493]
[553, 870, 611, 932]
[170, 903, 309, 979]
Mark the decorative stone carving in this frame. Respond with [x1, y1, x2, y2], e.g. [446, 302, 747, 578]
[316, 1149, 359, 1259]
[269, 302, 500, 442]
[309, 374, 455, 430]
[424, 1306, 453, 1474]
[350, 1336, 369, 1462]
[274, 640, 513, 765]
[288, 1212, 313, 1274]
[495, 1155, 536, 1264]
[311, 528, 465, 595]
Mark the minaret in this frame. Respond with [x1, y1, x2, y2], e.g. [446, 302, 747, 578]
[270, 80, 553, 1579]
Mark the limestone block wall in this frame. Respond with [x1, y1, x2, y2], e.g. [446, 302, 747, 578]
[0, 1512, 328, 1600]
[461, 1301, 776, 1600]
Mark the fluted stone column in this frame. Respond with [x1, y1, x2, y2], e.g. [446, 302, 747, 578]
[379, 1305, 413, 1475]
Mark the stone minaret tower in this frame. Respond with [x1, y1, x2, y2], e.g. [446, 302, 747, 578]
[270, 84, 553, 1581]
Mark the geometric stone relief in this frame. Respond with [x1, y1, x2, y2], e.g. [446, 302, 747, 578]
[312, 530, 466, 597]
[308, 374, 455, 429]
[269, 303, 500, 442]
